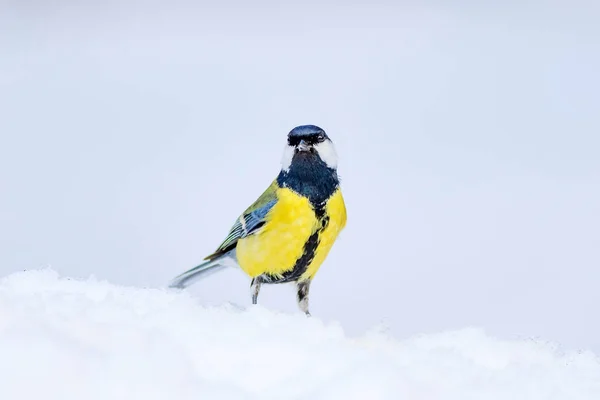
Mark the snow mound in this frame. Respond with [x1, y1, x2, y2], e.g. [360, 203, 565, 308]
[0, 270, 599, 400]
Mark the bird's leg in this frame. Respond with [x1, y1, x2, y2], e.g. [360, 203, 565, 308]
[296, 279, 312, 316]
[251, 276, 263, 305]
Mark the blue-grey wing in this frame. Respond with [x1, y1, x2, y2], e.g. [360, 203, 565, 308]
[223, 200, 276, 248]
[203, 197, 277, 261]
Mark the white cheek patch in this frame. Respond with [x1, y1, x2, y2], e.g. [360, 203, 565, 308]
[281, 144, 295, 171]
[314, 139, 338, 169]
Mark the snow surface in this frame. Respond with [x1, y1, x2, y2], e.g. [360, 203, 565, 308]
[1, 270, 599, 400]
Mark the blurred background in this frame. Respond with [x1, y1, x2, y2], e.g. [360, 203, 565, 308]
[1, 1, 599, 352]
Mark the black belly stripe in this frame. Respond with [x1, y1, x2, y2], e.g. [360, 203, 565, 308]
[265, 203, 330, 284]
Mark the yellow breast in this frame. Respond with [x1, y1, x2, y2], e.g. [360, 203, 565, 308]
[235, 187, 347, 281]
[236, 187, 316, 279]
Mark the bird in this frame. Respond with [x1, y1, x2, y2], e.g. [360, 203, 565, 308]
[168, 124, 347, 316]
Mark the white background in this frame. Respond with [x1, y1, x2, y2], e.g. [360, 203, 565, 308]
[1, 1, 599, 352]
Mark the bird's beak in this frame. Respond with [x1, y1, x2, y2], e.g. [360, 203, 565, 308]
[297, 139, 311, 152]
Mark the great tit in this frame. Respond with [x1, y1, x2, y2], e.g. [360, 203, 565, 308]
[168, 125, 347, 316]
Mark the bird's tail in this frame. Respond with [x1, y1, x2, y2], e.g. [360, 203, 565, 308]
[168, 257, 229, 289]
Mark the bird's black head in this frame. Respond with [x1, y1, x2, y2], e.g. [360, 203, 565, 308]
[287, 125, 330, 147]
[281, 125, 338, 171]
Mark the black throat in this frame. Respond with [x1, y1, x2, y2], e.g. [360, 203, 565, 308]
[276, 152, 339, 210]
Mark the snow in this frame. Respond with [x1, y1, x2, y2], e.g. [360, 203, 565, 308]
[0, 270, 599, 400]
